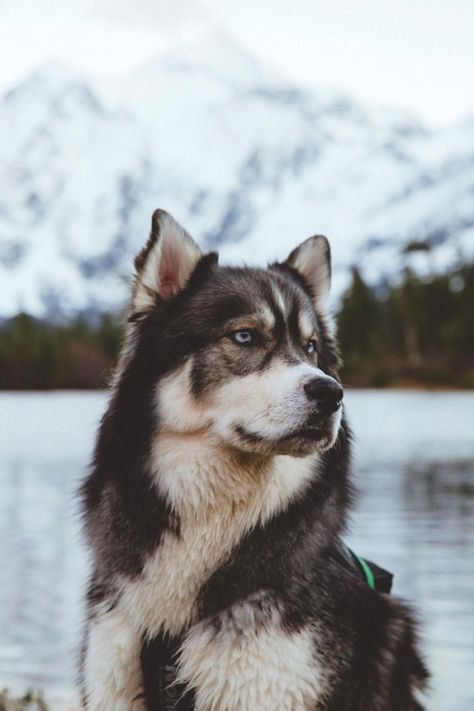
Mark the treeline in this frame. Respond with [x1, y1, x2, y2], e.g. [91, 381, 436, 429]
[0, 262, 473, 389]
[337, 262, 474, 387]
[0, 312, 121, 389]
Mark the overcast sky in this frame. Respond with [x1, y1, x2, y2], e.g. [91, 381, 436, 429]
[1, 0, 473, 125]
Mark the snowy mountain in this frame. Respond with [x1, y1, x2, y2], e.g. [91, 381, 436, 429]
[1, 31, 473, 316]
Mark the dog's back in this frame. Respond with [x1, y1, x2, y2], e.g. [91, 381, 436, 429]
[80, 210, 427, 710]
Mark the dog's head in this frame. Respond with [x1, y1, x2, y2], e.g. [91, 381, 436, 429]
[126, 209, 343, 458]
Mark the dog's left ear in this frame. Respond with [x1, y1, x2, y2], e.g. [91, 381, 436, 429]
[133, 209, 204, 311]
[282, 235, 331, 307]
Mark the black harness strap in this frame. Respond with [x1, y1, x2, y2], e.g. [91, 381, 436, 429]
[141, 635, 195, 711]
[333, 543, 394, 593]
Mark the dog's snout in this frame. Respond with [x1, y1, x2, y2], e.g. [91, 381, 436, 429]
[304, 377, 343, 413]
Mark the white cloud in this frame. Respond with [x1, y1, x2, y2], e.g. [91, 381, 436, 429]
[0, 0, 473, 124]
[0, 0, 206, 89]
[201, 0, 474, 124]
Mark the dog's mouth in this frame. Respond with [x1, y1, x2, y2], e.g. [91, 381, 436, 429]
[235, 414, 338, 452]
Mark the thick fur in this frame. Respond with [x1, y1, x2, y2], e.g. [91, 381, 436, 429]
[79, 210, 428, 710]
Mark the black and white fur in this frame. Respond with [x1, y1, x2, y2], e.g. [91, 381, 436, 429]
[80, 210, 428, 710]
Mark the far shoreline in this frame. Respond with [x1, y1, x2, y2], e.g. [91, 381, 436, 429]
[0, 384, 472, 393]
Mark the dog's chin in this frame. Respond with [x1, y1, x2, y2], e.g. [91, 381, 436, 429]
[279, 426, 339, 456]
[233, 417, 341, 458]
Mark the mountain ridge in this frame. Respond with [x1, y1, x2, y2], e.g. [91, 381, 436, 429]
[1, 32, 473, 316]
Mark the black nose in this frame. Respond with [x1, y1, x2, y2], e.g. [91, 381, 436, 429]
[304, 377, 343, 413]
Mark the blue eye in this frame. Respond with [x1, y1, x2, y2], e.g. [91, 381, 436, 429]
[232, 330, 253, 345]
[306, 339, 317, 355]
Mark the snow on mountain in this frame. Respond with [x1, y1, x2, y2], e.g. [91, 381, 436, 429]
[0, 31, 473, 316]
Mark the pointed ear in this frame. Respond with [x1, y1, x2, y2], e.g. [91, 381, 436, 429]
[133, 209, 203, 310]
[282, 235, 331, 307]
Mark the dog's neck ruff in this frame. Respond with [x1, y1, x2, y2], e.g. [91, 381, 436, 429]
[151, 431, 319, 524]
[118, 434, 320, 637]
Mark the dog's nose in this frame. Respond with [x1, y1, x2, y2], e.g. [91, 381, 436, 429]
[304, 377, 343, 413]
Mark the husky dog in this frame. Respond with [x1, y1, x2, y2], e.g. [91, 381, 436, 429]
[80, 210, 427, 710]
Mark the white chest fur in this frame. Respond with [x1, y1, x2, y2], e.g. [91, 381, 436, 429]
[119, 434, 318, 637]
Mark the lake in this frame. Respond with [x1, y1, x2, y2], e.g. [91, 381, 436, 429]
[0, 390, 473, 709]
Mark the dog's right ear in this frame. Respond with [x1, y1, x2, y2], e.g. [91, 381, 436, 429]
[132, 210, 204, 312]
